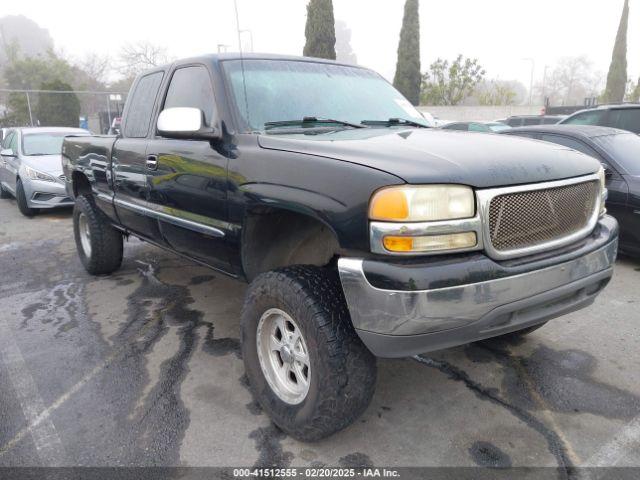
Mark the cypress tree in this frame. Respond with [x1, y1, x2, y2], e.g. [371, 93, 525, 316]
[393, 0, 421, 105]
[604, 0, 629, 103]
[303, 0, 336, 60]
[37, 80, 80, 127]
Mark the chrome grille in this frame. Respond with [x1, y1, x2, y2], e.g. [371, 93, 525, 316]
[488, 180, 599, 252]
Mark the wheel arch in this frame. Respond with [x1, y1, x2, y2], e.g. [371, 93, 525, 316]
[241, 205, 342, 282]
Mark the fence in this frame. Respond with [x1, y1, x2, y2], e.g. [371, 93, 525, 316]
[0, 89, 128, 134]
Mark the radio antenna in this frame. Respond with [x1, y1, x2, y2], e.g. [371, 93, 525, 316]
[234, 0, 251, 130]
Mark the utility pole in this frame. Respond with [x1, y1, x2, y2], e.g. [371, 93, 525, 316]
[523, 58, 535, 108]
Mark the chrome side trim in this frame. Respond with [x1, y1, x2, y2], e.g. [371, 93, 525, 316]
[113, 197, 227, 238]
[477, 173, 602, 260]
[338, 237, 616, 337]
[370, 215, 483, 256]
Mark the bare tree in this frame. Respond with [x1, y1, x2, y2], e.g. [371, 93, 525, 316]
[118, 41, 171, 77]
[535, 56, 603, 106]
[79, 53, 111, 85]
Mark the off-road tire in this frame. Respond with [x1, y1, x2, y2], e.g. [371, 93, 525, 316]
[16, 179, 38, 217]
[0, 181, 10, 199]
[73, 195, 123, 275]
[241, 265, 377, 441]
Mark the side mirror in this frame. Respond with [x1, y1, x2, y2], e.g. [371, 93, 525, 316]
[157, 107, 221, 140]
[0, 148, 15, 157]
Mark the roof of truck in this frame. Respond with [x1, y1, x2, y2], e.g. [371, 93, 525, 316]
[165, 52, 363, 69]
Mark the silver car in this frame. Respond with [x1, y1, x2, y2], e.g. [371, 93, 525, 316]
[0, 127, 89, 216]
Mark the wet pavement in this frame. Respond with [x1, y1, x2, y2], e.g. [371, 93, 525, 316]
[0, 198, 639, 470]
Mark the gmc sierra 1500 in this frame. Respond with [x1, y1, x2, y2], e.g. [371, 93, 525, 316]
[62, 53, 618, 441]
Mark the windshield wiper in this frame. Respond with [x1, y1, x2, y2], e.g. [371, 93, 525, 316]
[264, 116, 366, 131]
[361, 118, 430, 128]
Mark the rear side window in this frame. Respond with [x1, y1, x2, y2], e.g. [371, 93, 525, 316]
[523, 117, 540, 126]
[163, 66, 215, 125]
[564, 110, 606, 126]
[124, 71, 164, 138]
[539, 134, 601, 159]
[606, 109, 640, 134]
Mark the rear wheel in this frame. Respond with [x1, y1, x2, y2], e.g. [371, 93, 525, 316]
[241, 265, 377, 441]
[16, 179, 38, 217]
[73, 195, 123, 275]
[0, 181, 10, 199]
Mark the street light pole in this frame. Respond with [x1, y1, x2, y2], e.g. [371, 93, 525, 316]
[523, 58, 535, 108]
[541, 65, 550, 107]
[239, 29, 254, 52]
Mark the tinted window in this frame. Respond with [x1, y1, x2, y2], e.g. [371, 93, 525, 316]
[124, 71, 164, 138]
[593, 133, 640, 175]
[542, 117, 561, 125]
[523, 117, 541, 126]
[444, 123, 469, 131]
[163, 66, 215, 125]
[563, 110, 606, 126]
[506, 118, 522, 127]
[606, 108, 640, 134]
[539, 134, 601, 159]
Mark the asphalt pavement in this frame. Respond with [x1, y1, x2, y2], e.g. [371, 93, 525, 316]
[0, 198, 639, 471]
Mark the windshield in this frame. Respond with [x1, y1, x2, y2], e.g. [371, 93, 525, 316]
[222, 59, 429, 131]
[594, 133, 640, 175]
[22, 132, 72, 156]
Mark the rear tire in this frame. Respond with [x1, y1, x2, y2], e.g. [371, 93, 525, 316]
[73, 195, 123, 275]
[241, 265, 377, 441]
[0, 181, 10, 199]
[16, 179, 38, 217]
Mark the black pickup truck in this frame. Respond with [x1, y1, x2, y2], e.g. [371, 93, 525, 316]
[62, 53, 618, 441]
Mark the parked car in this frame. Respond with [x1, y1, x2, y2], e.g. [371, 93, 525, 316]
[502, 115, 566, 127]
[441, 121, 511, 133]
[560, 103, 640, 134]
[63, 53, 617, 441]
[0, 127, 89, 216]
[504, 124, 639, 256]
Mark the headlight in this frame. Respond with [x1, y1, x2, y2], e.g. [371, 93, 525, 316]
[369, 185, 475, 222]
[597, 166, 607, 216]
[25, 166, 55, 182]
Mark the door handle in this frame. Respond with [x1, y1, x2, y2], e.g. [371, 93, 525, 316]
[146, 155, 158, 171]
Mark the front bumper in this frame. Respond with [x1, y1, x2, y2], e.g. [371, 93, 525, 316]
[338, 215, 618, 358]
[23, 178, 74, 209]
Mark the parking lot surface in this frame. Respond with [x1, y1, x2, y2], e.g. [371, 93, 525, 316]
[0, 199, 639, 470]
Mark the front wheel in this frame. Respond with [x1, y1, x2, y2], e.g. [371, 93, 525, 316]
[73, 195, 123, 275]
[241, 266, 377, 441]
[16, 179, 38, 217]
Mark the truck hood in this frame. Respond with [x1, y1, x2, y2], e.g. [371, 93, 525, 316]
[22, 154, 63, 176]
[258, 128, 601, 188]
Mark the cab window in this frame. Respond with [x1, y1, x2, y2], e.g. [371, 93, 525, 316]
[163, 66, 215, 126]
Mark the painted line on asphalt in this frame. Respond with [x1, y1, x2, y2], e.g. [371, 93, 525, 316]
[0, 285, 163, 458]
[0, 318, 66, 465]
[585, 414, 640, 467]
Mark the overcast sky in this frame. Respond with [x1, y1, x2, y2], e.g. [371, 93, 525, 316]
[4, 0, 639, 88]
